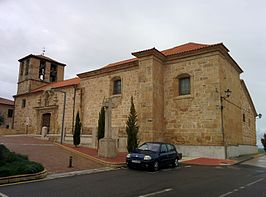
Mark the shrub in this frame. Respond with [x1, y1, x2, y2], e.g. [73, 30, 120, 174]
[0, 144, 44, 177]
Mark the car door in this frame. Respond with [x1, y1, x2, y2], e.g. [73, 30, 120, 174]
[167, 144, 177, 163]
[159, 144, 169, 166]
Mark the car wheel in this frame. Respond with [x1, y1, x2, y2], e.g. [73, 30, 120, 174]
[153, 161, 159, 171]
[172, 158, 179, 168]
[127, 164, 132, 169]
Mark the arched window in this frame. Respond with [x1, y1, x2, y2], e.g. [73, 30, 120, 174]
[178, 74, 191, 96]
[113, 78, 121, 95]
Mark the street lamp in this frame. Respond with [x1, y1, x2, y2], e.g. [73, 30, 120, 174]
[221, 88, 232, 159]
[257, 113, 262, 119]
[51, 88, 66, 144]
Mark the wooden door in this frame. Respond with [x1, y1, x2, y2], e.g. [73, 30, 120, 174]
[42, 113, 51, 133]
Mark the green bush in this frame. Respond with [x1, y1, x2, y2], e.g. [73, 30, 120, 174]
[0, 144, 44, 177]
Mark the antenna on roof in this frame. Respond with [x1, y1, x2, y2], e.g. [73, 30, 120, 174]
[42, 47, 46, 56]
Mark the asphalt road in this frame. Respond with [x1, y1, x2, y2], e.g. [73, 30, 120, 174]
[0, 159, 266, 197]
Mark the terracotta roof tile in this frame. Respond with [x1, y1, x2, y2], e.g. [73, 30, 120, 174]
[31, 77, 80, 92]
[103, 58, 137, 68]
[0, 97, 14, 106]
[102, 42, 216, 69]
[161, 42, 210, 56]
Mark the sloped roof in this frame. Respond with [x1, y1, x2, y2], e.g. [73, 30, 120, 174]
[102, 42, 220, 69]
[18, 54, 66, 66]
[31, 77, 80, 93]
[0, 97, 14, 106]
[161, 42, 210, 56]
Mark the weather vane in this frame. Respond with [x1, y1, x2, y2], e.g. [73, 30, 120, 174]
[42, 47, 46, 56]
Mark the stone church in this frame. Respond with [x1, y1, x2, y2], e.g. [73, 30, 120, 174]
[13, 42, 258, 159]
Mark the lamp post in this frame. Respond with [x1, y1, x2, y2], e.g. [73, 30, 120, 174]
[221, 88, 232, 159]
[51, 88, 66, 144]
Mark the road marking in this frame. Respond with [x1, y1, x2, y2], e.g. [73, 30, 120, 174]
[138, 188, 173, 197]
[219, 191, 233, 197]
[246, 178, 264, 187]
[219, 178, 264, 197]
[185, 165, 191, 168]
[0, 192, 9, 197]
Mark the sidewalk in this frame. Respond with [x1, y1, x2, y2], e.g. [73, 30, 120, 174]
[58, 143, 127, 167]
[58, 143, 259, 167]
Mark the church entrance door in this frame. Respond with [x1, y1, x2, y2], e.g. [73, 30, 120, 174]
[42, 113, 51, 133]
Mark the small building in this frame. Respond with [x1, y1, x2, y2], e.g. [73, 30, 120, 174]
[13, 42, 258, 159]
[0, 97, 14, 129]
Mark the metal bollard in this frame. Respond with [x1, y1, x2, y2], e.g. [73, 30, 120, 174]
[68, 156, 73, 168]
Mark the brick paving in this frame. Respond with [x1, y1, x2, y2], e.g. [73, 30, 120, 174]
[63, 143, 127, 164]
[182, 157, 236, 165]
[0, 136, 104, 174]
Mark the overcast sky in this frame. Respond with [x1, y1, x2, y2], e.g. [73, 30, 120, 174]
[0, 0, 265, 143]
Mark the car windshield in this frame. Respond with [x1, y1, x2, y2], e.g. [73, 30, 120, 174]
[138, 143, 160, 152]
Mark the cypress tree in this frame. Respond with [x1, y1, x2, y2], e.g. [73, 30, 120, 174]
[97, 106, 105, 142]
[0, 114, 4, 126]
[73, 111, 81, 147]
[261, 133, 266, 152]
[126, 96, 139, 153]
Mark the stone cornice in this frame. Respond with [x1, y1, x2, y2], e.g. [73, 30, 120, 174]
[132, 48, 166, 62]
[165, 44, 243, 74]
[78, 61, 139, 78]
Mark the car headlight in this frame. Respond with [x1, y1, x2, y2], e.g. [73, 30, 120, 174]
[144, 155, 152, 160]
[126, 154, 131, 158]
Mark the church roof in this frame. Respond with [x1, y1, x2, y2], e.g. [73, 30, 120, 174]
[103, 42, 210, 69]
[18, 54, 66, 66]
[161, 42, 210, 56]
[0, 97, 14, 106]
[31, 77, 80, 93]
[78, 42, 243, 78]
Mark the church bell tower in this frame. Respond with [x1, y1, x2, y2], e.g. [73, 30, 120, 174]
[17, 54, 66, 95]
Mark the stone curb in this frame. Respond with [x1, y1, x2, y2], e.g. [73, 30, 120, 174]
[233, 153, 265, 165]
[0, 169, 48, 185]
[55, 143, 126, 168]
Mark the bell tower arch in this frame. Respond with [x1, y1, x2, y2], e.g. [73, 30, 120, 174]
[17, 54, 66, 95]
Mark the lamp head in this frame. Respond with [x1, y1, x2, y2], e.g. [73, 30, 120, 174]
[224, 89, 232, 98]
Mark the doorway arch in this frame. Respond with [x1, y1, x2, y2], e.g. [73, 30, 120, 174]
[42, 113, 51, 133]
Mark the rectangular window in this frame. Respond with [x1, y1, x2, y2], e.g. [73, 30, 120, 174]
[20, 62, 24, 76]
[25, 59, 29, 75]
[50, 64, 57, 82]
[22, 99, 26, 108]
[8, 109, 13, 118]
[39, 60, 46, 80]
[113, 79, 121, 95]
[243, 114, 245, 122]
[179, 77, 190, 95]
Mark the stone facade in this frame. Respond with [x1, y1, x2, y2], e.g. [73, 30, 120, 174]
[0, 97, 14, 129]
[13, 43, 258, 158]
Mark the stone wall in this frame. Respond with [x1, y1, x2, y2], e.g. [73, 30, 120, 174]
[14, 85, 79, 138]
[240, 83, 256, 145]
[80, 66, 139, 149]
[0, 104, 14, 129]
[164, 52, 223, 146]
[218, 56, 244, 146]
